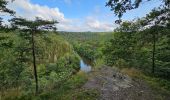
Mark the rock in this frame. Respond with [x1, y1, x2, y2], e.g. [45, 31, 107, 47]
[82, 66, 166, 100]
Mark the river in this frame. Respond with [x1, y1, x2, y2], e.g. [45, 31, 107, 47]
[80, 59, 92, 72]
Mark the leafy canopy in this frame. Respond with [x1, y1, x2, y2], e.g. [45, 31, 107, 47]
[10, 17, 58, 31]
[0, 0, 15, 15]
[106, 0, 170, 20]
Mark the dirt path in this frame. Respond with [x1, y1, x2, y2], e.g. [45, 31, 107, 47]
[82, 66, 169, 100]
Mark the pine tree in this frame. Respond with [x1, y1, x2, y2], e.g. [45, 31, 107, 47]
[10, 17, 58, 94]
[0, 0, 15, 28]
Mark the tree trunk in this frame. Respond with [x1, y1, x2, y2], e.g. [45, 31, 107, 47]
[152, 33, 156, 74]
[31, 30, 38, 94]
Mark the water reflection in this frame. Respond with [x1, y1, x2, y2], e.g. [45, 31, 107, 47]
[80, 60, 91, 72]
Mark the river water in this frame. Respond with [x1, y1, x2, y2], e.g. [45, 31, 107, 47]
[80, 59, 92, 72]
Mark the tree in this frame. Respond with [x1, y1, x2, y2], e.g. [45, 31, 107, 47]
[148, 26, 159, 74]
[106, 0, 170, 74]
[0, 1, 15, 90]
[141, 7, 170, 73]
[10, 17, 58, 94]
[106, 0, 170, 19]
[103, 21, 140, 67]
[0, 0, 14, 15]
[0, 0, 15, 28]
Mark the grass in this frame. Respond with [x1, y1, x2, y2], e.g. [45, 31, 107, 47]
[94, 58, 105, 68]
[58, 89, 99, 100]
[0, 88, 22, 100]
[121, 68, 170, 97]
[38, 71, 99, 100]
[4, 71, 99, 100]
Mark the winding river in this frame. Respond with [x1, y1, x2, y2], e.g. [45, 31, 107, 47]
[80, 59, 92, 72]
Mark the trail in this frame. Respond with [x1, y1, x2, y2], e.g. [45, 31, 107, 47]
[82, 66, 169, 100]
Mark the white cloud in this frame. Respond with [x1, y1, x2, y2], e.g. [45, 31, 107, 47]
[5, 0, 115, 32]
[85, 17, 114, 32]
[7, 0, 66, 21]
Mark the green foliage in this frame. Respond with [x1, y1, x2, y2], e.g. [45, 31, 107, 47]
[0, 32, 29, 92]
[14, 72, 95, 100]
[0, 0, 15, 15]
[74, 43, 96, 62]
[71, 89, 99, 100]
[9, 17, 59, 94]
[60, 32, 113, 67]
[103, 11, 170, 78]
[0, 0, 15, 29]
[0, 30, 82, 99]
[121, 68, 170, 96]
[106, 0, 169, 20]
[1, 0, 169, 98]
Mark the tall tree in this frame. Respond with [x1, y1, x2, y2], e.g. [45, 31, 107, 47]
[106, 0, 170, 19]
[10, 17, 58, 94]
[106, 0, 170, 74]
[141, 7, 170, 73]
[0, 0, 15, 28]
[0, 0, 14, 15]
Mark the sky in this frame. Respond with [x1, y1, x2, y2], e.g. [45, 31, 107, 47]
[3, 0, 162, 32]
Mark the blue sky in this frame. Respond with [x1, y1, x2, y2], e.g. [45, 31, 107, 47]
[5, 0, 162, 32]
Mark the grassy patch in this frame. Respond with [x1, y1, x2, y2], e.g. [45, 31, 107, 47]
[94, 58, 105, 68]
[121, 68, 170, 96]
[60, 89, 99, 100]
[39, 71, 99, 100]
[10, 71, 99, 100]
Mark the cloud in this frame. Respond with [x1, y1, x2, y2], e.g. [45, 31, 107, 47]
[7, 0, 67, 21]
[85, 17, 114, 32]
[6, 0, 115, 32]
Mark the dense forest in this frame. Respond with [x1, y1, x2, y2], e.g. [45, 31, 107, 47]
[0, 0, 170, 100]
[60, 32, 113, 66]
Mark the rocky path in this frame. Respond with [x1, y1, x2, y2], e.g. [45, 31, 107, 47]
[82, 66, 169, 100]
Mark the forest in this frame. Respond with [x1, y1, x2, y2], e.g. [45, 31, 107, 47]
[0, 0, 170, 100]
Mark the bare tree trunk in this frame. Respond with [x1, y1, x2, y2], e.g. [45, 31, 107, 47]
[31, 30, 38, 94]
[152, 33, 156, 74]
